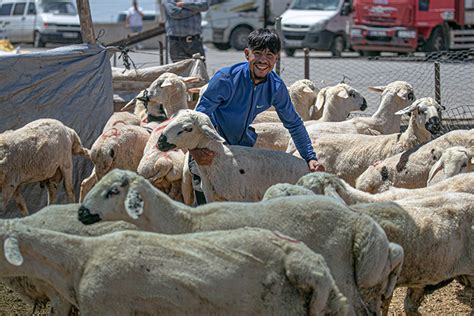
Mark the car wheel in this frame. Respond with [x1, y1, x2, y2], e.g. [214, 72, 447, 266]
[285, 48, 296, 57]
[360, 50, 380, 57]
[230, 26, 252, 51]
[425, 27, 446, 52]
[331, 36, 344, 57]
[213, 42, 231, 50]
[34, 31, 45, 48]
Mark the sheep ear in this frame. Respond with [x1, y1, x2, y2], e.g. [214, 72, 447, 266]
[4, 236, 23, 266]
[315, 89, 327, 110]
[161, 78, 173, 88]
[396, 88, 409, 100]
[368, 85, 385, 93]
[323, 186, 346, 205]
[394, 104, 416, 115]
[200, 125, 225, 143]
[427, 159, 444, 184]
[121, 97, 137, 112]
[179, 76, 201, 83]
[336, 88, 349, 99]
[302, 86, 314, 94]
[188, 87, 201, 94]
[124, 187, 144, 219]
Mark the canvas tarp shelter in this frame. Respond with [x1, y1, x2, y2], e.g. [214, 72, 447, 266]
[0, 44, 114, 217]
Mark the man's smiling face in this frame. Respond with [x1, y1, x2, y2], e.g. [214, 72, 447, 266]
[245, 48, 278, 84]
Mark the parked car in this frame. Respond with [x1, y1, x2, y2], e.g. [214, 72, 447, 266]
[0, 0, 82, 47]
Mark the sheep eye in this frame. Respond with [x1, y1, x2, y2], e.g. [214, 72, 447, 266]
[349, 91, 355, 98]
[408, 93, 415, 101]
[104, 186, 120, 199]
[184, 127, 193, 132]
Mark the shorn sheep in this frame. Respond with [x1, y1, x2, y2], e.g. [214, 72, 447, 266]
[79, 124, 150, 201]
[262, 180, 474, 315]
[0, 119, 89, 215]
[293, 97, 442, 186]
[79, 169, 404, 315]
[2, 203, 137, 315]
[157, 110, 312, 202]
[1, 221, 349, 316]
[295, 171, 474, 205]
[286, 80, 416, 153]
[356, 129, 474, 192]
[253, 83, 367, 151]
[427, 145, 473, 185]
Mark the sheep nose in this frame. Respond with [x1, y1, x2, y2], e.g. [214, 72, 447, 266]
[78, 205, 102, 225]
[157, 134, 177, 152]
[360, 98, 367, 111]
[426, 117, 441, 134]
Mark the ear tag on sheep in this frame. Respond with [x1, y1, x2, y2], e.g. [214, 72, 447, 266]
[125, 188, 144, 219]
[4, 236, 24, 266]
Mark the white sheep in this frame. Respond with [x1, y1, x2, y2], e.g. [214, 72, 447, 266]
[292, 97, 442, 186]
[137, 122, 186, 202]
[287, 81, 416, 154]
[351, 193, 474, 315]
[355, 129, 474, 193]
[295, 172, 474, 205]
[262, 180, 474, 316]
[253, 83, 367, 151]
[427, 145, 473, 185]
[0, 119, 89, 216]
[156, 109, 311, 202]
[1, 203, 137, 315]
[79, 169, 404, 315]
[1, 221, 349, 316]
[79, 124, 150, 201]
[102, 112, 140, 132]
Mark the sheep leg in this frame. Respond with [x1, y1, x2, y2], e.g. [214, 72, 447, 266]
[181, 155, 194, 206]
[404, 287, 424, 316]
[45, 180, 58, 206]
[48, 294, 75, 316]
[12, 186, 29, 216]
[60, 165, 75, 203]
[80, 169, 98, 202]
[1, 184, 17, 213]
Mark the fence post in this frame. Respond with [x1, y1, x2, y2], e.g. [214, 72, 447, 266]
[434, 61, 441, 106]
[275, 16, 282, 76]
[304, 48, 310, 79]
[159, 41, 164, 65]
[113, 52, 117, 67]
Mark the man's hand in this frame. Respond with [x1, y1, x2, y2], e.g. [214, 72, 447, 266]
[175, 1, 184, 7]
[190, 148, 216, 165]
[308, 159, 325, 172]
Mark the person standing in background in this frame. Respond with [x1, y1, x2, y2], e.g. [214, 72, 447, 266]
[125, 0, 144, 33]
[163, 0, 209, 62]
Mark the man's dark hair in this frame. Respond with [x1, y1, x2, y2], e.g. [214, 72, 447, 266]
[247, 29, 281, 54]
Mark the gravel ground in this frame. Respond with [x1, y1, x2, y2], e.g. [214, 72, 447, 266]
[0, 280, 472, 315]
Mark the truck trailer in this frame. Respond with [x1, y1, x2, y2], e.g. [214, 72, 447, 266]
[350, 0, 474, 55]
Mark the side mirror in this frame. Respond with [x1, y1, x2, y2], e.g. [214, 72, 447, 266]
[341, 3, 352, 16]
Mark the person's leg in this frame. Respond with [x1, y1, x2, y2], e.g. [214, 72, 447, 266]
[188, 37, 206, 59]
[188, 156, 207, 205]
[169, 37, 191, 63]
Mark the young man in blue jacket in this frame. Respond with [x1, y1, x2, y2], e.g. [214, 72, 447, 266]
[190, 28, 324, 204]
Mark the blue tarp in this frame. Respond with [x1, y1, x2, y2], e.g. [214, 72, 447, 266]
[0, 44, 114, 217]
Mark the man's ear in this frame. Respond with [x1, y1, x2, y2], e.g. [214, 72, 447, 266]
[244, 48, 250, 60]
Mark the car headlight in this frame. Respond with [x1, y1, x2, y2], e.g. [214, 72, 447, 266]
[309, 21, 328, 33]
[397, 30, 417, 39]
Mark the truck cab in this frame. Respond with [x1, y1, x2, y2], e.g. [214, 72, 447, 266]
[350, 0, 472, 55]
[280, 0, 353, 57]
[0, 0, 81, 47]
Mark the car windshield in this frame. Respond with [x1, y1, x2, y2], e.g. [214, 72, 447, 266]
[41, 2, 76, 15]
[290, 0, 340, 10]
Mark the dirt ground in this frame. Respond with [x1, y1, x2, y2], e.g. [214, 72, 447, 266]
[0, 279, 472, 315]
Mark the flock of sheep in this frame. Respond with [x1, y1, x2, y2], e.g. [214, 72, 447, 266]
[0, 55, 473, 315]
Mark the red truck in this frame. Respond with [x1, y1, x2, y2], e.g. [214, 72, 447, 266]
[350, 0, 474, 55]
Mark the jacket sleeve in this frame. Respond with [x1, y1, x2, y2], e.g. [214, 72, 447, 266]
[195, 71, 233, 116]
[182, 0, 209, 12]
[273, 83, 317, 162]
[163, 0, 202, 19]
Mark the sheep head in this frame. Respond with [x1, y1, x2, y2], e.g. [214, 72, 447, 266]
[368, 81, 415, 111]
[158, 110, 225, 152]
[289, 79, 319, 119]
[316, 84, 367, 113]
[78, 169, 147, 225]
[427, 146, 473, 185]
[296, 172, 347, 204]
[262, 183, 315, 200]
[395, 97, 442, 135]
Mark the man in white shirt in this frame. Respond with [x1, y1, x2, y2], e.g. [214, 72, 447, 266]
[125, 0, 144, 33]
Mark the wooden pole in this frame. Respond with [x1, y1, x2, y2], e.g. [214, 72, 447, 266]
[76, 0, 96, 44]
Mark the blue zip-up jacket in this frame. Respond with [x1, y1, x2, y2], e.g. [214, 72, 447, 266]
[195, 62, 317, 162]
